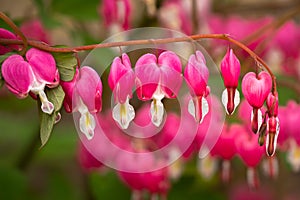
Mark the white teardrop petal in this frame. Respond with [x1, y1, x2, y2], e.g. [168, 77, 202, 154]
[112, 98, 135, 129]
[150, 98, 164, 127]
[188, 99, 195, 118]
[79, 111, 96, 140]
[200, 97, 209, 124]
[233, 89, 240, 113]
[221, 89, 228, 114]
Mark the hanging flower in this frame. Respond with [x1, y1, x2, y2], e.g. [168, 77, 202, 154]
[241, 71, 272, 133]
[220, 48, 241, 115]
[73, 66, 102, 140]
[1, 48, 59, 114]
[184, 50, 210, 123]
[108, 53, 135, 129]
[135, 51, 182, 127]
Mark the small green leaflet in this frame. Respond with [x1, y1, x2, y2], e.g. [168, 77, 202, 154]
[39, 85, 65, 147]
[52, 48, 77, 82]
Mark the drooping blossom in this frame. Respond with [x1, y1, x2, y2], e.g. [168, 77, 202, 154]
[265, 92, 280, 156]
[20, 19, 50, 44]
[73, 66, 102, 140]
[220, 48, 241, 115]
[1, 48, 59, 114]
[108, 53, 135, 129]
[211, 124, 237, 182]
[184, 50, 210, 123]
[235, 125, 264, 188]
[78, 142, 104, 172]
[241, 71, 272, 133]
[135, 51, 182, 127]
[60, 68, 79, 113]
[0, 28, 19, 55]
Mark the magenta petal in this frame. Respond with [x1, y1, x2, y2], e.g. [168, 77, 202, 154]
[108, 53, 135, 104]
[241, 71, 272, 108]
[135, 53, 160, 100]
[2, 55, 33, 98]
[184, 51, 209, 96]
[160, 65, 182, 98]
[0, 28, 19, 55]
[220, 48, 241, 88]
[26, 48, 58, 86]
[61, 69, 79, 113]
[75, 66, 103, 113]
[158, 51, 182, 73]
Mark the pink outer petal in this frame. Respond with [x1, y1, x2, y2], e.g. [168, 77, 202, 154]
[184, 51, 209, 97]
[220, 48, 241, 88]
[235, 128, 264, 167]
[1, 55, 33, 98]
[60, 69, 79, 113]
[20, 19, 50, 44]
[158, 51, 182, 98]
[108, 53, 135, 103]
[75, 66, 102, 113]
[26, 48, 59, 86]
[241, 71, 272, 108]
[135, 53, 160, 100]
[0, 28, 19, 55]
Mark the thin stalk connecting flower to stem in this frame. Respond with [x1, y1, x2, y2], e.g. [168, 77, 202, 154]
[0, 12, 277, 94]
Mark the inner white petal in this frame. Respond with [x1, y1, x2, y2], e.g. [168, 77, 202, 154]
[79, 111, 96, 140]
[112, 97, 135, 129]
[150, 98, 164, 127]
[201, 97, 209, 124]
[38, 90, 54, 115]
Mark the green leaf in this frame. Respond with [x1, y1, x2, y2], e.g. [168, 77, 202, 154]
[52, 51, 77, 81]
[39, 85, 65, 147]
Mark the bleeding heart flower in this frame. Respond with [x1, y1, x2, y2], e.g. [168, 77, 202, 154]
[20, 19, 50, 44]
[265, 92, 280, 156]
[74, 66, 102, 140]
[184, 50, 210, 123]
[108, 53, 135, 129]
[135, 51, 182, 127]
[2, 48, 59, 114]
[0, 28, 19, 55]
[60, 68, 79, 113]
[220, 48, 241, 115]
[242, 71, 272, 133]
[235, 126, 264, 188]
[100, 0, 131, 35]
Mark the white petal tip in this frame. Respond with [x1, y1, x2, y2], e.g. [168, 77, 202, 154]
[150, 98, 164, 127]
[79, 112, 96, 140]
[112, 101, 135, 129]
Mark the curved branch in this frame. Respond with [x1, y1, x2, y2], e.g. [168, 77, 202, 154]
[0, 12, 28, 55]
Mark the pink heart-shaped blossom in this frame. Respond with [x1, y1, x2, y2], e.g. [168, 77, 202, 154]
[0, 28, 19, 55]
[241, 71, 272, 108]
[26, 48, 59, 87]
[75, 66, 102, 113]
[221, 48, 240, 88]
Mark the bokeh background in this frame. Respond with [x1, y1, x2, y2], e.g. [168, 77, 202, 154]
[1, 0, 300, 199]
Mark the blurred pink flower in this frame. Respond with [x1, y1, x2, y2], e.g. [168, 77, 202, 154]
[0, 28, 19, 55]
[20, 19, 50, 44]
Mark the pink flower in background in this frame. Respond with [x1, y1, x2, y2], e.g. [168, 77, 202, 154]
[184, 50, 210, 123]
[242, 71, 272, 133]
[220, 48, 241, 115]
[1, 48, 59, 114]
[0, 28, 19, 55]
[135, 51, 182, 127]
[235, 125, 264, 188]
[100, 0, 131, 34]
[74, 66, 102, 140]
[78, 142, 104, 172]
[20, 19, 50, 44]
[108, 53, 135, 129]
[158, 0, 192, 35]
